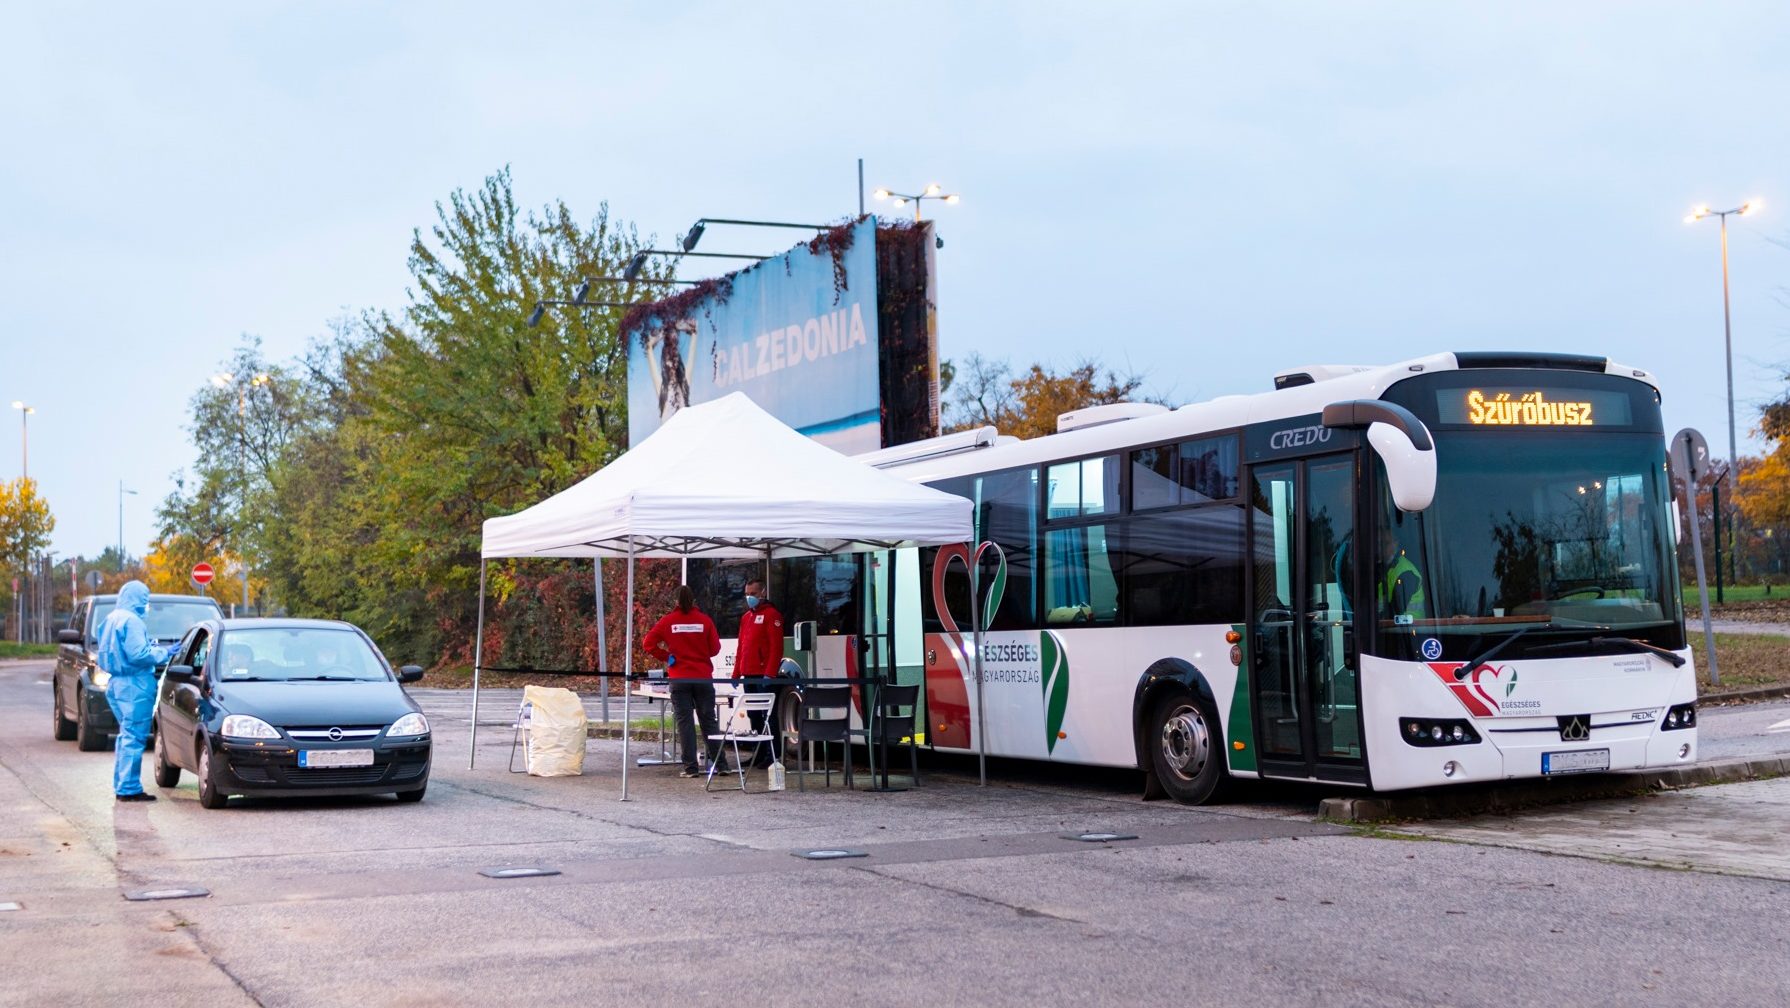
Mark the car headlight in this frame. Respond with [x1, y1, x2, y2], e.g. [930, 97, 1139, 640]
[220, 715, 280, 739]
[388, 712, 429, 738]
[91, 669, 111, 689]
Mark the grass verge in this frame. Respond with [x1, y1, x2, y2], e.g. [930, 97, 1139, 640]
[0, 642, 57, 659]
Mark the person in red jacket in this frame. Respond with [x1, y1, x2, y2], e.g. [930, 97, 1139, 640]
[643, 585, 724, 778]
[733, 578, 786, 767]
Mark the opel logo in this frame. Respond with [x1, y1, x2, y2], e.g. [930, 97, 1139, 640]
[327, 727, 344, 741]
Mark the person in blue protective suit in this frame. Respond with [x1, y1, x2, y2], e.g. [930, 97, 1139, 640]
[95, 580, 173, 801]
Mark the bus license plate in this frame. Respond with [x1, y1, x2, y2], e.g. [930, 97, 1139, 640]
[299, 749, 374, 769]
[1541, 748, 1609, 775]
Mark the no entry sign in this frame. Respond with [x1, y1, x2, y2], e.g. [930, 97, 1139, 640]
[191, 563, 215, 587]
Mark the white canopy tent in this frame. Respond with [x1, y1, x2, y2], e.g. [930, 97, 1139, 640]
[472, 392, 974, 797]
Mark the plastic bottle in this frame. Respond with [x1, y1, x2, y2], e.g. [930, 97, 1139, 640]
[767, 758, 786, 791]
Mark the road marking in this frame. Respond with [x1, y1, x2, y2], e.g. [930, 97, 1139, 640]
[1767, 718, 1790, 734]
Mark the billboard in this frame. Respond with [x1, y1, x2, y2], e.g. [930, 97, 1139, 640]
[626, 216, 882, 453]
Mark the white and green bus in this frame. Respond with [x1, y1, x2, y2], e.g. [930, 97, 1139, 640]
[849, 351, 1697, 804]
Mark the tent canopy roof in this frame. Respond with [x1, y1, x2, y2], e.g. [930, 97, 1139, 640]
[480, 393, 973, 559]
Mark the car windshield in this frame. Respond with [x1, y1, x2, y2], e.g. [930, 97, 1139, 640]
[215, 627, 388, 682]
[1372, 431, 1683, 659]
[90, 600, 221, 641]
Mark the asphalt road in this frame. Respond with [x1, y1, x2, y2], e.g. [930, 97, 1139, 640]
[3, 658, 1787, 1007]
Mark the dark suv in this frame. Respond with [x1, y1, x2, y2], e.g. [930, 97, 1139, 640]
[53, 593, 224, 750]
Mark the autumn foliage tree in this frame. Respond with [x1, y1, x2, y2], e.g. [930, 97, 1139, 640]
[942, 353, 1152, 438]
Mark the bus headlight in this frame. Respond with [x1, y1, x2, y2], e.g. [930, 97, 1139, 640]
[1660, 702, 1696, 731]
[1400, 718, 1480, 748]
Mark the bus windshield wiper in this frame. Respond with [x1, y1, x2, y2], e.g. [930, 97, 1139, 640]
[1526, 636, 1687, 667]
[1453, 624, 1549, 681]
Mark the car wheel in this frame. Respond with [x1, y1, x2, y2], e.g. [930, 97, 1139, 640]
[52, 684, 76, 741]
[75, 692, 109, 752]
[395, 785, 426, 804]
[152, 716, 181, 788]
[1147, 691, 1230, 805]
[196, 739, 228, 809]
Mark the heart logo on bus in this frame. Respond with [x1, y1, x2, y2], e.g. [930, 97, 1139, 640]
[1469, 665, 1516, 713]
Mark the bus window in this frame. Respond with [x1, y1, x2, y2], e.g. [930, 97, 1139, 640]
[1046, 456, 1119, 517]
[1132, 434, 1239, 510]
[1044, 523, 1119, 624]
[1120, 507, 1246, 626]
[972, 468, 1038, 630]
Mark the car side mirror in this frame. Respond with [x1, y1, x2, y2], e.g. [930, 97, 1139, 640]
[398, 665, 425, 683]
[163, 665, 196, 684]
[57, 629, 81, 645]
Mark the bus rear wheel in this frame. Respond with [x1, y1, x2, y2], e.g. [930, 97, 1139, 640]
[1148, 692, 1228, 805]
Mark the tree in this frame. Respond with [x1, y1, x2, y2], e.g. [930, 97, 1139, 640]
[0, 478, 54, 577]
[943, 355, 1150, 439]
[204, 168, 647, 665]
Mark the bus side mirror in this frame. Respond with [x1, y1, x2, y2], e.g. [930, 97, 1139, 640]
[1324, 400, 1436, 512]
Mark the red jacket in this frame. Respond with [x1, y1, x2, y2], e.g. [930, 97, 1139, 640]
[733, 598, 784, 678]
[643, 607, 721, 680]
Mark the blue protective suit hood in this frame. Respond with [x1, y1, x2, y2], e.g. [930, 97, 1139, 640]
[96, 581, 166, 677]
[117, 580, 151, 616]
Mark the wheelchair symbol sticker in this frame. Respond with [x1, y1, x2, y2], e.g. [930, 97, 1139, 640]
[1421, 637, 1443, 661]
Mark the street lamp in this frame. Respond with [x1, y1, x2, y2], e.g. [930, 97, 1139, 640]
[9, 401, 33, 480]
[678, 218, 828, 252]
[210, 371, 272, 613]
[1685, 198, 1764, 596]
[118, 481, 137, 563]
[872, 183, 960, 221]
[525, 274, 701, 328]
[622, 249, 767, 283]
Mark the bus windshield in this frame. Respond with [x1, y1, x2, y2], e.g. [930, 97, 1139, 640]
[1373, 431, 1683, 660]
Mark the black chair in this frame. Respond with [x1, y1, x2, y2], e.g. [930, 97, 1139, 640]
[794, 686, 854, 790]
[871, 683, 921, 786]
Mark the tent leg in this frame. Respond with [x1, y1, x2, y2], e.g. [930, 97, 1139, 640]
[595, 558, 609, 725]
[621, 540, 635, 801]
[470, 559, 488, 770]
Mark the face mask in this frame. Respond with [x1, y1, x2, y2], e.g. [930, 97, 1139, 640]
[745, 595, 759, 609]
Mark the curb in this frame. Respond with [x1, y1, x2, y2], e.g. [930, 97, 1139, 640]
[1699, 684, 1790, 705]
[1318, 755, 1790, 824]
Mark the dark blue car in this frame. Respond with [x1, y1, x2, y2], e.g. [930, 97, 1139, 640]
[152, 618, 431, 808]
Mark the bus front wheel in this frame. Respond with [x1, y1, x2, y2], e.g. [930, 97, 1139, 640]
[1148, 692, 1228, 805]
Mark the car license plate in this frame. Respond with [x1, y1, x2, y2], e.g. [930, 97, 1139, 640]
[1541, 748, 1610, 775]
[298, 748, 375, 769]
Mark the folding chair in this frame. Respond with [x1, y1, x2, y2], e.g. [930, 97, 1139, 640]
[706, 692, 778, 793]
[872, 683, 921, 786]
[507, 697, 533, 774]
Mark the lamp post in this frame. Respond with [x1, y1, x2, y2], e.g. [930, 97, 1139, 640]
[872, 183, 960, 221]
[677, 218, 828, 253]
[623, 249, 767, 283]
[211, 371, 271, 614]
[117, 481, 137, 564]
[1685, 198, 1764, 596]
[9, 401, 32, 480]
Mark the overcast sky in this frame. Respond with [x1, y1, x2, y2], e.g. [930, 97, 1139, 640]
[3, 1, 1785, 560]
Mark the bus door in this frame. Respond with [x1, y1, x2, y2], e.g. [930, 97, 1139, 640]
[1247, 452, 1368, 784]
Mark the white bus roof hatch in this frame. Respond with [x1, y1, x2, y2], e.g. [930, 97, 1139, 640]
[1056, 402, 1169, 434]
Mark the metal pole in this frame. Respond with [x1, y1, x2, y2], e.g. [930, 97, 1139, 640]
[857, 158, 865, 217]
[971, 548, 986, 787]
[1712, 481, 1724, 604]
[469, 559, 488, 769]
[595, 557, 609, 724]
[239, 388, 250, 615]
[621, 539, 636, 801]
[18, 407, 26, 481]
[1719, 212, 1739, 591]
[1683, 449, 1721, 687]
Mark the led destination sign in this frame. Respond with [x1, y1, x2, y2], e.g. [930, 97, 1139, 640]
[1438, 388, 1632, 428]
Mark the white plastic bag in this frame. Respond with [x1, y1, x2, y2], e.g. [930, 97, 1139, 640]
[522, 685, 587, 777]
